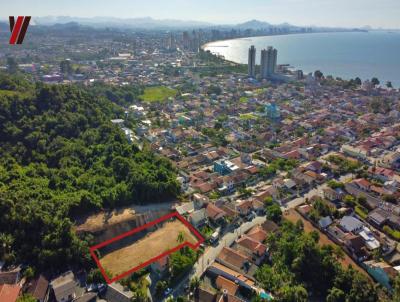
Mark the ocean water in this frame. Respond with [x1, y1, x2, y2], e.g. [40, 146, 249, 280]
[204, 31, 400, 87]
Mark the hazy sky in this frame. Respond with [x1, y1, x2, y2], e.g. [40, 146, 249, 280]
[2, 0, 400, 29]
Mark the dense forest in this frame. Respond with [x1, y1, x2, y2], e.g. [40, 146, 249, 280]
[0, 73, 180, 270]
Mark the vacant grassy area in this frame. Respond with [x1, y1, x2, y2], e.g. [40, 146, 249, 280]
[239, 113, 257, 120]
[139, 86, 177, 102]
[239, 96, 248, 103]
[99, 220, 198, 277]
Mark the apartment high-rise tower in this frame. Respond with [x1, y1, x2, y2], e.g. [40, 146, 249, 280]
[260, 46, 277, 79]
[248, 45, 256, 78]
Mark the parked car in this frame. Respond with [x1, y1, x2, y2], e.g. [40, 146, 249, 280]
[164, 288, 172, 297]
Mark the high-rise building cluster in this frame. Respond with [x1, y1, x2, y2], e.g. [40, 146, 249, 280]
[182, 30, 202, 52]
[248, 45, 278, 79]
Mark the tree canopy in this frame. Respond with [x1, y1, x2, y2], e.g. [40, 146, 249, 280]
[0, 73, 180, 270]
[255, 220, 380, 301]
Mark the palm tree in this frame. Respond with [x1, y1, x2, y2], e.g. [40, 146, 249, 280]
[0, 233, 14, 257]
[190, 277, 201, 291]
[177, 231, 185, 244]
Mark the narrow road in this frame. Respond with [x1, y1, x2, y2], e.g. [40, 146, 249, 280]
[282, 173, 354, 210]
[192, 216, 266, 278]
[171, 215, 266, 297]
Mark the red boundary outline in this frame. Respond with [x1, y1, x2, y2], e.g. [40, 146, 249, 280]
[89, 211, 204, 284]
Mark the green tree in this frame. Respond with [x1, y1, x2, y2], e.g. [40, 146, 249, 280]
[190, 276, 201, 291]
[326, 287, 345, 302]
[23, 267, 35, 280]
[354, 77, 362, 86]
[155, 281, 168, 299]
[17, 295, 37, 302]
[0, 233, 14, 257]
[392, 274, 400, 302]
[177, 231, 185, 244]
[87, 268, 105, 284]
[371, 77, 380, 86]
[314, 70, 324, 79]
[266, 203, 282, 223]
[278, 285, 308, 302]
[386, 81, 393, 88]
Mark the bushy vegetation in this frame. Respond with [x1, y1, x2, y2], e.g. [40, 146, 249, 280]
[259, 158, 299, 178]
[0, 74, 180, 270]
[327, 155, 362, 175]
[255, 220, 381, 301]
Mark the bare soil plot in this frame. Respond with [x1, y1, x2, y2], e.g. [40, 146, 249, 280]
[284, 209, 371, 279]
[75, 208, 137, 233]
[99, 220, 199, 277]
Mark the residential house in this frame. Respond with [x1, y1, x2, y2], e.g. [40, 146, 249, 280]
[352, 178, 372, 192]
[25, 275, 49, 302]
[215, 276, 238, 296]
[369, 167, 397, 182]
[206, 203, 226, 224]
[49, 271, 77, 302]
[0, 267, 21, 284]
[235, 236, 267, 265]
[319, 216, 333, 229]
[251, 199, 265, 215]
[246, 226, 267, 243]
[236, 200, 253, 216]
[189, 208, 207, 228]
[345, 234, 368, 261]
[323, 187, 342, 202]
[253, 186, 278, 202]
[73, 293, 96, 302]
[339, 216, 364, 233]
[359, 227, 380, 250]
[216, 247, 251, 273]
[207, 263, 255, 291]
[104, 282, 133, 302]
[260, 220, 279, 236]
[0, 284, 21, 302]
[214, 160, 239, 176]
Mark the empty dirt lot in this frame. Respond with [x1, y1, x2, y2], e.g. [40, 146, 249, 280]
[99, 219, 199, 277]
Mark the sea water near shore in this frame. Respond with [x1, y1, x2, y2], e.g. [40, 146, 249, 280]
[204, 31, 400, 87]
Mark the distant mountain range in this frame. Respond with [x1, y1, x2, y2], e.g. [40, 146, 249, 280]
[0, 16, 395, 31]
[32, 16, 213, 29]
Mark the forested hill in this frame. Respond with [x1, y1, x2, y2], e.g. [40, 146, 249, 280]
[0, 74, 180, 269]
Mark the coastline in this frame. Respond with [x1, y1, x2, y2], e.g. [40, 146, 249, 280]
[201, 30, 367, 50]
[202, 31, 399, 87]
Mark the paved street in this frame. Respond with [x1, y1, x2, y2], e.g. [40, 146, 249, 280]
[171, 215, 266, 297]
[191, 215, 267, 278]
[172, 174, 355, 297]
[282, 173, 354, 210]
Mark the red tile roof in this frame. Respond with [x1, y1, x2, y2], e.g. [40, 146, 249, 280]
[217, 247, 250, 269]
[206, 203, 226, 221]
[0, 284, 20, 302]
[215, 275, 238, 296]
[246, 226, 267, 243]
[236, 235, 267, 256]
